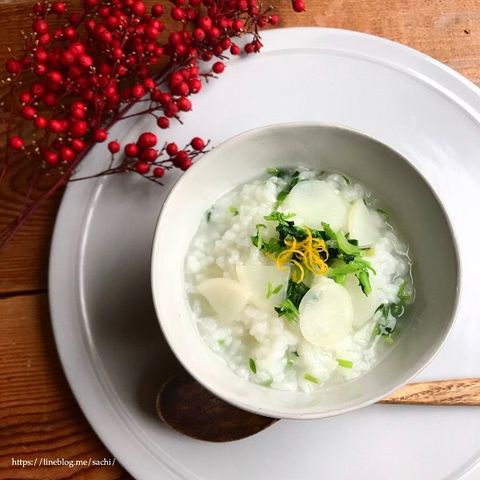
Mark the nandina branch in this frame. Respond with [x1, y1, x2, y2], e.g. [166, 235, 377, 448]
[0, 0, 305, 250]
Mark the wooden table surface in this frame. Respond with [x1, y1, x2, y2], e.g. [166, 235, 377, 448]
[1, 1, 480, 478]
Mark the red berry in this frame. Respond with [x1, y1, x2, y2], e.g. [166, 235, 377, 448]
[132, 84, 145, 99]
[47, 71, 63, 84]
[132, 1, 146, 16]
[166, 142, 178, 156]
[140, 148, 157, 162]
[8, 136, 24, 150]
[198, 16, 212, 31]
[33, 19, 49, 34]
[157, 116, 169, 129]
[230, 44, 241, 55]
[171, 7, 184, 20]
[48, 119, 63, 133]
[137, 132, 157, 149]
[71, 138, 85, 152]
[180, 158, 192, 170]
[153, 166, 165, 178]
[52, 1, 66, 14]
[151, 3, 164, 16]
[60, 146, 75, 162]
[44, 149, 59, 165]
[5, 58, 21, 75]
[43, 92, 58, 106]
[135, 161, 149, 174]
[71, 120, 88, 137]
[63, 26, 76, 39]
[69, 42, 85, 56]
[292, 0, 305, 12]
[125, 143, 139, 157]
[208, 27, 220, 41]
[189, 78, 202, 93]
[34, 116, 48, 129]
[177, 97, 192, 111]
[108, 141, 120, 154]
[21, 106, 36, 120]
[269, 14, 279, 25]
[192, 28, 206, 42]
[78, 54, 93, 68]
[191, 137, 205, 150]
[94, 129, 108, 142]
[19, 91, 32, 104]
[232, 19, 244, 31]
[212, 61, 225, 74]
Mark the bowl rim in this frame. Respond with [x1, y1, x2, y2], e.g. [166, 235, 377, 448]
[151, 121, 462, 419]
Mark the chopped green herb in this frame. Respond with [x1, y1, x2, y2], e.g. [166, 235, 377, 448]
[398, 280, 411, 303]
[321, 222, 336, 241]
[275, 299, 299, 323]
[264, 211, 296, 223]
[287, 350, 299, 367]
[206, 210, 212, 223]
[376, 208, 389, 218]
[262, 378, 273, 386]
[229, 205, 239, 216]
[217, 339, 225, 345]
[249, 358, 257, 374]
[304, 373, 319, 384]
[337, 358, 353, 369]
[266, 282, 283, 299]
[251, 223, 266, 250]
[374, 281, 411, 338]
[342, 175, 351, 185]
[267, 167, 290, 177]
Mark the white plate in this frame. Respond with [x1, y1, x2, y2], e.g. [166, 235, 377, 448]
[49, 28, 480, 480]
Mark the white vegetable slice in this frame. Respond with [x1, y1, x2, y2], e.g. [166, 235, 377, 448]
[348, 198, 380, 247]
[344, 274, 379, 328]
[196, 278, 250, 321]
[299, 277, 353, 348]
[281, 180, 349, 231]
[236, 265, 290, 310]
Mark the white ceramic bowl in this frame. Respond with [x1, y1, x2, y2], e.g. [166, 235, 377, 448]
[151, 123, 460, 419]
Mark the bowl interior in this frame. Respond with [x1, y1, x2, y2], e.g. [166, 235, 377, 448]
[151, 123, 459, 418]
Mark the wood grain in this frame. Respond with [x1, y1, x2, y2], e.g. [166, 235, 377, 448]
[1, 0, 480, 477]
[0, 293, 132, 479]
[382, 378, 480, 405]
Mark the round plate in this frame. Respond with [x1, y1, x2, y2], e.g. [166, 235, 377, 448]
[49, 28, 480, 480]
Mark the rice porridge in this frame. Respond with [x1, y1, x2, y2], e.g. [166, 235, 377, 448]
[185, 168, 413, 392]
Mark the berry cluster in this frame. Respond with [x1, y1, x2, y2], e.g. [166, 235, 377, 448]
[1, 0, 305, 248]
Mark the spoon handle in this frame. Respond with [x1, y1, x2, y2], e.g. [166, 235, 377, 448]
[380, 378, 480, 406]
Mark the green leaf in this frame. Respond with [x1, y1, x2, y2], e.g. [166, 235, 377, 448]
[206, 210, 212, 223]
[229, 205, 239, 216]
[397, 280, 411, 303]
[342, 175, 351, 185]
[249, 358, 257, 374]
[321, 222, 336, 241]
[275, 170, 301, 207]
[303, 373, 319, 384]
[217, 339, 225, 345]
[356, 270, 372, 295]
[337, 358, 353, 369]
[285, 279, 309, 309]
[336, 231, 361, 255]
[376, 208, 389, 218]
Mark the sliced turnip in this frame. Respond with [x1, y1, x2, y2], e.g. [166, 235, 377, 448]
[196, 278, 250, 321]
[299, 277, 353, 348]
[344, 274, 379, 328]
[236, 265, 290, 310]
[348, 198, 380, 247]
[281, 180, 349, 231]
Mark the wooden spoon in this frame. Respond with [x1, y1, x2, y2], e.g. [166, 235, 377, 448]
[156, 371, 278, 442]
[156, 373, 480, 442]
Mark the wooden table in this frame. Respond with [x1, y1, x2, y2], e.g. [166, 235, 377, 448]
[1, 1, 480, 478]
